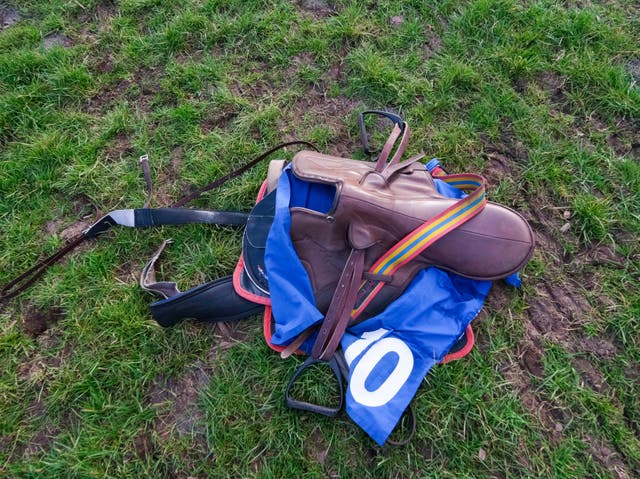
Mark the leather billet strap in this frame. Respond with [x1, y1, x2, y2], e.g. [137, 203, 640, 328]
[385, 404, 417, 447]
[0, 233, 88, 303]
[310, 248, 365, 361]
[170, 140, 318, 208]
[374, 124, 402, 172]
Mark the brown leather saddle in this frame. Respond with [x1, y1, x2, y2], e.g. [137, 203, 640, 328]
[283, 119, 535, 362]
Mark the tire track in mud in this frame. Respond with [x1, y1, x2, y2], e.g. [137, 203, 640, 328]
[490, 209, 633, 477]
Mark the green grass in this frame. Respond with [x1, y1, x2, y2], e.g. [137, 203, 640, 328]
[1, 0, 639, 477]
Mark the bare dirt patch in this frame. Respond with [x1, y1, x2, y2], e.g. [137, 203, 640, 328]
[481, 151, 517, 189]
[422, 25, 443, 60]
[1, 6, 20, 29]
[570, 245, 625, 270]
[521, 201, 567, 266]
[115, 260, 139, 284]
[19, 341, 72, 382]
[526, 281, 592, 343]
[297, 0, 336, 18]
[22, 304, 65, 339]
[538, 71, 569, 105]
[608, 117, 640, 159]
[43, 33, 73, 50]
[520, 343, 545, 378]
[287, 89, 363, 157]
[572, 357, 608, 393]
[479, 122, 528, 190]
[86, 67, 161, 115]
[23, 424, 59, 457]
[60, 219, 92, 241]
[199, 108, 238, 134]
[514, 71, 572, 115]
[133, 430, 155, 459]
[147, 360, 210, 446]
[578, 113, 640, 159]
[501, 356, 567, 444]
[304, 427, 331, 468]
[389, 15, 404, 27]
[105, 132, 134, 162]
[580, 337, 618, 359]
[584, 435, 632, 479]
[77, 1, 118, 26]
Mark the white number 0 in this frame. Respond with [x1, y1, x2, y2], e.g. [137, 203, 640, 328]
[344, 329, 414, 407]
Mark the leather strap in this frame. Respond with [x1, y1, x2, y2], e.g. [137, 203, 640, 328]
[171, 140, 318, 207]
[140, 154, 153, 208]
[385, 404, 417, 446]
[387, 122, 410, 167]
[0, 233, 88, 303]
[373, 122, 411, 173]
[310, 248, 365, 361]
[374, 124, 402, 173]
[381, 153, 425, 181]
[280, 326, 314, 359]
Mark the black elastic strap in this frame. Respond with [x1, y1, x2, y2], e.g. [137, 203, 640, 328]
[133, 208, 250, 227]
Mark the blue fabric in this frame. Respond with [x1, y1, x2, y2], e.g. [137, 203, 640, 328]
[265, 167, 324, 346]
[263, 163, 509, 445]
[288, 173, 335, 213]
[342, 269, 490, 445]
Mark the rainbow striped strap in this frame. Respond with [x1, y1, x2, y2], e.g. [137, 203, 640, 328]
[352, 172, 487, 318]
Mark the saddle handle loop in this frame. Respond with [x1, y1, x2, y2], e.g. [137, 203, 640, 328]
[358, 110, 411, 174]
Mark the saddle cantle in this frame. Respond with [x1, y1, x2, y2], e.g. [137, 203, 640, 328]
[285, 124, 535, 360]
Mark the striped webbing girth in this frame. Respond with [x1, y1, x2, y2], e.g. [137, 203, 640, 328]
[351, 172, 487, 319]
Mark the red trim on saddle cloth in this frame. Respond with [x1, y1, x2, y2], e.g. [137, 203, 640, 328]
[440, 325, 475, 364]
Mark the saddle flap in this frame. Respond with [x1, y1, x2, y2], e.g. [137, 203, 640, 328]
[347, 216, 383, 250]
